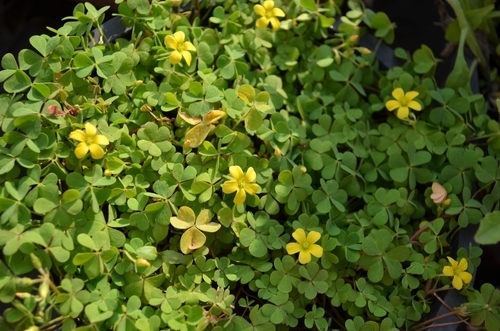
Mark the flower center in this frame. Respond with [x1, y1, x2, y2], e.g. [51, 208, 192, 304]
[177, 43, 185, 52]
[86, 137, 94, 145]
[453, 268, 461, 276]
[266, 10, 273, 18]
[238, 180, 247, 189]
[301, 242, 310, 250]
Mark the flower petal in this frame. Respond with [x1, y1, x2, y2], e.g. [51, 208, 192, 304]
[298, 251, 312, 264]
[69, 129, 86, 142]
[272, 8, 285, 17]
[292, 228, 306, 244]
[396, 106, 409, 119]
[88, 144, 105, 159]
[74, 143, 89, 159]
[447, 257, 458, 268]
[254, 4, 266, 16]
[308, 244, 323, 258]
[306, 231, 321, 244]
[452, 275, 463, 290]
[405, 91, 419, 101]
[443, 265, 454, 277]
[286, 243, 302, 255]
[234, 188, 246, 204]
[245, 183, 260, 195]
[93, 134, 109, 146]
[245, 167, 257, 183]
[184, 41, 196, 52]
[269, 17, 281, 31]
[385, 100, 400, 111]
[222, 180, 238, 194]
[173, 31, 185, 45]
[256, 17, 269, 29]
[263, 0, 274, 10]
[85, 122, 97, 137]
[458, 258, 468, 271]
[181, 51, 192, 66]
[430, 191, 447, 204]
[229, 166, 244, 181]
[407, 100, 422, 111]
[391, 88, 405, 102]
[169, 51, 182, 65]
[164, 35, 177, 50]
[459, 271, 473, 285]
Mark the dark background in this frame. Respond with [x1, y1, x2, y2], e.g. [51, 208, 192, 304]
[0, 0, 115, 58]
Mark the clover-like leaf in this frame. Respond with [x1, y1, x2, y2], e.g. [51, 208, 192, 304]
[195, 209, 221, 233]
[170, 206, 196, 229]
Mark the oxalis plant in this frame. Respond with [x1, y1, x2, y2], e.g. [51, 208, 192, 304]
[1, 0, 500, 330]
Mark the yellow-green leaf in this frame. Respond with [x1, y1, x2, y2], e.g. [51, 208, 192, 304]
[185, 124, 211, 148]
[170, 206, 196, 229]
[180, 227, 206, 254]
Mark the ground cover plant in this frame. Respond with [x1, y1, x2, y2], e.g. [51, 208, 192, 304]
[2, 0, 500, 330]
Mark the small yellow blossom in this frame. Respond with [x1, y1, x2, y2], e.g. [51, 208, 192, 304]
[222, 166, 260, 204]
[443, 257, 473, 290]
[286, 229, 323, 264]
[69, 122, 109, 159]
[385, 87, 422, 119]
[164, 31, 196, 66]
[430, 182, 447, 204]
[254, 0, 285, 31]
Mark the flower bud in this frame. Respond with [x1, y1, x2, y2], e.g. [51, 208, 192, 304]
[274, 148, 282, 156]
[104, 169, 113, 177]
[358, 47, 371, 55]
[16, 292, 32, 299]
[300, 166, 307, 173]
[140, 104, 152, 112]
[16, 277, 34, 287]
[136, 258, 151, 268]
[30, 253, 42, 270]
[348, 35, 359, 43]
[25, 326, 39, 331]
[39, 282, 49, 299]
[135, 80, 143, 85]
[333, 49, 341, 64]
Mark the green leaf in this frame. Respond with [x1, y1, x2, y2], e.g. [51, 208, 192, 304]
[245, 108, 263, 131]
[475, 211, 500, 245]
[1, 53, 18, 70]
[301, 0, 317, 11]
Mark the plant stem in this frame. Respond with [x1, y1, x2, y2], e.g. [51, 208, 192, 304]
[445, 0, 489, 79]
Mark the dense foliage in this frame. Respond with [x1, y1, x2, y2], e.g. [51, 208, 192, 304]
[1, 0, 500, 330]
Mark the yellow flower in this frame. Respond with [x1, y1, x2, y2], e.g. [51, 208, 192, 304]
[69, 122, 109, 159]
[286, 229, 323, 264]
[222, 166, 260, 205]
[254, 0, 285, 31]
[164, 31, 197, 66]
[385, 87, 422, 119]
[443, 257, 473, 290]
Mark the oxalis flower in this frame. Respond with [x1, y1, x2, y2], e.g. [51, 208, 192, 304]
[385, 87, 422, 119]
[254, 0, 285, 31]
[222, 166, 260, 205]
[69, 122, 109, 159]
[164, 31, 196, 66]
[286, 229, 323, 264]
[430, 182, 450, 205]
[443, 257, 473, 290]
